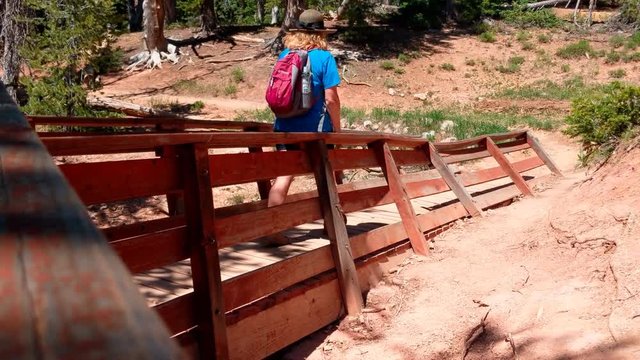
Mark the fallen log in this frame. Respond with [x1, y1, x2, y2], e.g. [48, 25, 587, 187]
[525, 0, 565, 8]
[87, 95, 178, 118]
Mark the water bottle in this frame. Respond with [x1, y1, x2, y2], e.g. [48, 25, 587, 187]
[301, 62, 312, 109]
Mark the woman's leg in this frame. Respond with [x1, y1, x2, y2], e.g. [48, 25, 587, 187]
[268, 175, 294, 207]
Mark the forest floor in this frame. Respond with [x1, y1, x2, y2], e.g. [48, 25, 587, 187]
[93, 21, 640, 359]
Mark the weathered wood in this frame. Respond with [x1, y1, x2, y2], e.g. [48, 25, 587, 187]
[306, 140, 364, 315]
[0, 83, 181, 358]
[215, 198, 322, 248]
[526, 132, 563, 176]
[59, 157, 181, 205]
[247, 146, 272, 199]
[30, 115, 272, 131]
[180, 143, 229, 359]
[210, 150, 311, 187]
[88, 95, 177, 118]
[371, 141, 430, 255]
[111, 226, 189, 274]
[485, 138, 533, 197]
[425, 142, 482, 217]
[434, 131, 527, 153]
[103, 216, 186, 241]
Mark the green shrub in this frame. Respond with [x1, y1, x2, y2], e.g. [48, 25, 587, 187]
[556, 40, 595, 59]
[440, 63, 456, 71]
[224, 84, 238, 96]
[521, 41, 535, 51]
[465, 59, 476, 66]
[380, 61, 395, 70]
[609, 69, 627, 78]
[622, 51, 640, 62]
[609, 34, 626, 48]
[478, 31, 496, 43]
[234, 107, 274, 122]
[231, 67, 245, 83]
[618, 0, 640, 27]
[502, 7, 561, 28]
[561, 63, 571, 72]
[605, 51, 621, 64]
[398, 53, 412, 64]
[565, 82, 640, 161]
[497, 56, 525, 73]
[190, 100, 205, 111]
[342, 107, 367, 126]
[394, 67, 406, 74]
[495, 76, 598, 100]
[626, 31, 640, 49]
[537, 33, 551, 43]
[516, 30, 530, 42]
[384, 78, 396, 88]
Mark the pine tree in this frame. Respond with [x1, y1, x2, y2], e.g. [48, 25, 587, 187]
[21, 0, 116, 115]
[1, 0, 28, 102]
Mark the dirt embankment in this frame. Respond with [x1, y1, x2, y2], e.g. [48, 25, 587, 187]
[284, 137, 640, 359]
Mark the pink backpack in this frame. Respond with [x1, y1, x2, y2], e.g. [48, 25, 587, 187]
[265, 50, 313, 118]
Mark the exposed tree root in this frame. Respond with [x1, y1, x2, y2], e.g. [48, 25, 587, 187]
[127, 46, 179, 71]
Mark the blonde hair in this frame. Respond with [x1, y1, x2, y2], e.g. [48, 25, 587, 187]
[284, 32, 329, 50]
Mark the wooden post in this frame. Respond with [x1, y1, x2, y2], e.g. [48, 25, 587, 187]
[180, 143, 229, 359]
[370, 141, 430, 256]
[424, 142, 482, 217]
[485, 137, 534, 197]
[248, 146, 272, 200]
[305, 140, 364, 315]
[0, 83, 181, 359]
[526, 132, 563, 177]
[159, 145, 185, 215]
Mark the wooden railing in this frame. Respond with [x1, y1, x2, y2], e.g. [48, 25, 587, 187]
[0, 86, 180, 358]
[32, 115, 562, 359]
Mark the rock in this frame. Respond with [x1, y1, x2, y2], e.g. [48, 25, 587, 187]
[363, 120, 372, 128]
[440, 120, 455, 132]
[388, 88, 396, 96]
[414, 93, 428, 101]
[372, 123, 380, 131]
[402, 127, 409, 134]
[421, 130, 435, 139]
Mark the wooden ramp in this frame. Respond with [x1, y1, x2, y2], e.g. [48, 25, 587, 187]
[21, 114, 562, 359]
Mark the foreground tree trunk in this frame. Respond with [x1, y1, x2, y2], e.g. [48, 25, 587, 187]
[143, 0, 168, 52]
[128, 0, 144, 32]
[1, 0, 27, 102]
[201, 0, 218, 33]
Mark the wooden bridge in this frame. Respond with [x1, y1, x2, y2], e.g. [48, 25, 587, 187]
[1, 83, 561, 359]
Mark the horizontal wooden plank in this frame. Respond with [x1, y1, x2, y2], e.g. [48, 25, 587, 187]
[60, 158, 181, 205]
[441, 138, 529, 163]
[103, 216, 187, 242]
[434, 131, 527, 152]
[111, 226, 190, 274]
[210, 151, 311, 187]
[215, 198, 323, 248]
[29, 115, 272, 131]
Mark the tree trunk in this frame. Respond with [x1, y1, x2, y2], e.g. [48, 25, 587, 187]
[1, 0, 27, 103]
[282, 0, 305, 30]
[201, 0, 217, 33]
[257, 0, 265, 23]
[128, 0, 144, 32]
[143, 0, 168, 52]
[164, 0, 177, 24]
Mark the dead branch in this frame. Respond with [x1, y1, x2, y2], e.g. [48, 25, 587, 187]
[462, 309, 491, 359]
[506, 333, 519, 359]
[87, 95, 178, 118]
[205, 52, 266, 64]
[342, 65, 372, 87]
[525, 0, 566, 9]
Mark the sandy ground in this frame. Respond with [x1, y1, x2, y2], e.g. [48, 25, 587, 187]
[279, 134, 640, 359]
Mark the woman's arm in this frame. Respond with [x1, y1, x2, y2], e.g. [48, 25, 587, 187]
[325, 86, 341, 132]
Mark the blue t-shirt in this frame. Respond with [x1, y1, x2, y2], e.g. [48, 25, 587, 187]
[273, 48, 341, 133]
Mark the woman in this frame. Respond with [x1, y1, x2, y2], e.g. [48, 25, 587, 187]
[266, 9, 342, 245]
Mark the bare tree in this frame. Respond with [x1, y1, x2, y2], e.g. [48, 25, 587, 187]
[201, 0, 218, 33]
[257, 0, 265, 23]
[1, 0, 27, 102]
[144, 0, 168, 52]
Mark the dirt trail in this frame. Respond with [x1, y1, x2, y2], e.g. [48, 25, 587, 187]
[284, 134, 640, 359]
